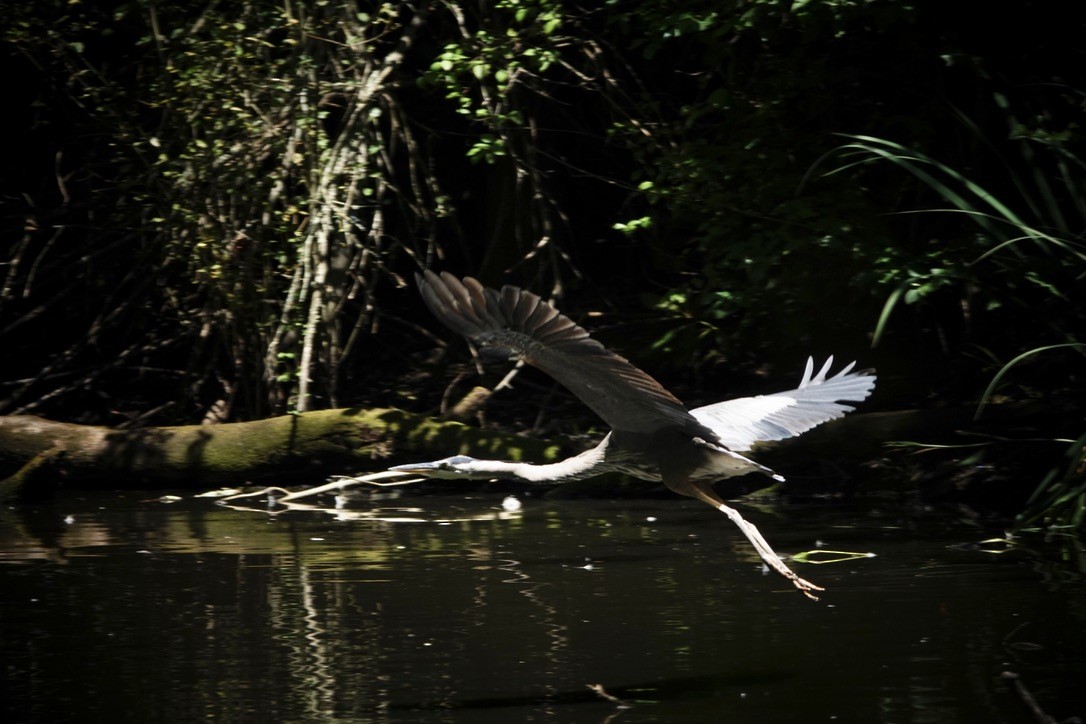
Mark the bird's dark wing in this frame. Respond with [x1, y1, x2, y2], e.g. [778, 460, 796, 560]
[690, 356, 876, 451]
[417, 271, 712, 437]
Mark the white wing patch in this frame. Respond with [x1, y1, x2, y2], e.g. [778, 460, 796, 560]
[691, 357, 876, 451]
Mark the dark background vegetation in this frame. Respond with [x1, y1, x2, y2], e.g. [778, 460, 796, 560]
[3, 1, 1083, 525]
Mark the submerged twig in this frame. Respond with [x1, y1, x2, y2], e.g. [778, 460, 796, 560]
[791, 549, 877, 565]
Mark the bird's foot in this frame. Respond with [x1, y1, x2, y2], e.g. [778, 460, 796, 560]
[784, 571, 825, 601]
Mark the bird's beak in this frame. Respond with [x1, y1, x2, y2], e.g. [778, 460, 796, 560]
[388, 461, 441, 473]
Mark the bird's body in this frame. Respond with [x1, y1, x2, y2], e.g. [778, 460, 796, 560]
[393, 271, 876, 598]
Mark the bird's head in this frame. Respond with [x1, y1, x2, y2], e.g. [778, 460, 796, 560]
[388, 455, 500, 480]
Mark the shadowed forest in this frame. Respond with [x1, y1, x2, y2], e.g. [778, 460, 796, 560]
[3, 1, 1084, 528]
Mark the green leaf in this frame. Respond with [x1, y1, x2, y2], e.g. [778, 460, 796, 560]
[976, 343, 1086, 419]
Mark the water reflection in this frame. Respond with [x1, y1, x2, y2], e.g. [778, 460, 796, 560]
[2, 489, 1085, 722]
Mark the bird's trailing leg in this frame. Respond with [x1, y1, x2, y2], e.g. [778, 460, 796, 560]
[688, 480, 824, 600]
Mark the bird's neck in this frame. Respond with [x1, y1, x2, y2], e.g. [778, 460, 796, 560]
[475, 439, 609, 484]
[461, 459, 546, 482]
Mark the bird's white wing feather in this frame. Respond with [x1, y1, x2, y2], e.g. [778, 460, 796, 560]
[690, 356, 876, 451]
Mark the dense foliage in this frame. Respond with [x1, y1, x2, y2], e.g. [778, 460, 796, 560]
[3, 1, 1083, 524]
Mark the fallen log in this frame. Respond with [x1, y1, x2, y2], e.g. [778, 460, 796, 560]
[0, 408, 561, 500]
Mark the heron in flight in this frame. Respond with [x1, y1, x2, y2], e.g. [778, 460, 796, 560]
[392, 271, 876, 598]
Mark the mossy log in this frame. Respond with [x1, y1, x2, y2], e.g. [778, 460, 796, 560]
[0, 409, 564, 500]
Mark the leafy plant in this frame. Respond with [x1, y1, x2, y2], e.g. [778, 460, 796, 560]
[3, 2, 455, 420]
[826, 134, 1086, 350]
[599, 0, 926, 368]
[1014, 429, 1086, 532]
[825, 104, 1086, 529]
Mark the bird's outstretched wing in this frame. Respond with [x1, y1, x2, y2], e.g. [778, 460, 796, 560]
[417, 271, 712, 437]
[690, 356, 876, 451]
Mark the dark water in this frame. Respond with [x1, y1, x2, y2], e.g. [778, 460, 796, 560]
[2, 484, 1084, 723]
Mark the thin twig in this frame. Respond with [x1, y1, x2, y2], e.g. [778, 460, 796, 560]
[217, 470, 423, 505]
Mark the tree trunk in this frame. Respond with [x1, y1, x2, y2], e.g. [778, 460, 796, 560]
[0, 408, 559, 500]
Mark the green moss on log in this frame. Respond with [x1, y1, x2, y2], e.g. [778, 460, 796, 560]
[0, 408, 563, 498]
